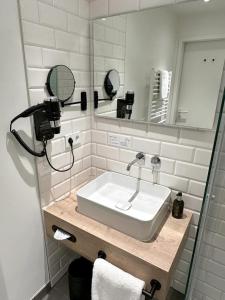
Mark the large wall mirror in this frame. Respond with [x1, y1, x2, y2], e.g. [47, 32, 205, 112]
[93, 0, 225, 130]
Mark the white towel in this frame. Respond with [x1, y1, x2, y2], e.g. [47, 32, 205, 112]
[160, 70, 169, 99]
[92, 258, 145, 300]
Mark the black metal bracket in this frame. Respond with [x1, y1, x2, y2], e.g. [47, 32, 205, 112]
[52, 225, 76, 243]
[97, 250, 161, 299]
[62, 91, 87, 111]
[94, 91, 113, 109]
[142, 280, 161, 300]
[98, 250, 107, 259]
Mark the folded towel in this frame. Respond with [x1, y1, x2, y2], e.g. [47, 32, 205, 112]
[160, 70, 169, 99]
[92, 258, 145, 300]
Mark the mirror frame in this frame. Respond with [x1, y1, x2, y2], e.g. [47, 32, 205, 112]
[46, 65, 76, 103]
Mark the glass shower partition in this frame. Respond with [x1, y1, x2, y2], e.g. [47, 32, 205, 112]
[185, 86, 225, 299]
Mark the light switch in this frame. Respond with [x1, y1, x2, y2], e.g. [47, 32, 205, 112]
[108, 133, 131, 148]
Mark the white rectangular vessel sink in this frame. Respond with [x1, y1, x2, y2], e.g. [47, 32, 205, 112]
[77, 172, 171, 242]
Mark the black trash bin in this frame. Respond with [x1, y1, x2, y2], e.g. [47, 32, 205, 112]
[68, 257, 93, 300]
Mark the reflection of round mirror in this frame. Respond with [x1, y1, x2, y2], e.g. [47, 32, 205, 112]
[46, 65, 76, 103]
[104, 69, 120, 99]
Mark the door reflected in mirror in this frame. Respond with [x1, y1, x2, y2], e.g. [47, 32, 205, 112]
[93, 0, 225, 130]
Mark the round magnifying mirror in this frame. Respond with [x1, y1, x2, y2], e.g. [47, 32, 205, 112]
[104, 69, 120, 99]
[46, 65, 76, 103]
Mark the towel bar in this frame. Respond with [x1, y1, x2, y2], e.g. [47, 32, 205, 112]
[97, 250, 161, 299]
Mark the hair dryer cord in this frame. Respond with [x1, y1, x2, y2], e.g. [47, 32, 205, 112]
[43, 139, 75, 172]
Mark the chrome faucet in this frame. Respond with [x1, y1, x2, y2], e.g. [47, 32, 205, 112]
[116, 152, 145, 211]
[126, 152, 145, 171]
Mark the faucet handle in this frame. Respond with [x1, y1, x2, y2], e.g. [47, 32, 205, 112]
[136, 152, 145, 160]
[151, 155, 161, 170]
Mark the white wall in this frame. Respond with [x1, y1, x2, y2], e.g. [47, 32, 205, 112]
[124, 8, 177, 120]
[0, 1, 48, 300]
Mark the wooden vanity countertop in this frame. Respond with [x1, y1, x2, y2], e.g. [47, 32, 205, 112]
[43, 190, 192, 274]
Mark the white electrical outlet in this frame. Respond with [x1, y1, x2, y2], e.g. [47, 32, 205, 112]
[64, 131, 80, 150]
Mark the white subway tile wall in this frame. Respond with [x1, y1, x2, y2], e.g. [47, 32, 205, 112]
[19, 0, 91, 286]
[190, 129, 225, 300]
[18, 0, 225, 298]
[91, 116, 214, 293]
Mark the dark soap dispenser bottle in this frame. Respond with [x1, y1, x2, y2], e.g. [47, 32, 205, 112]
[172, 192, 184, 219]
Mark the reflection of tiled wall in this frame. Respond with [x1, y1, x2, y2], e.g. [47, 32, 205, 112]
[93, 17, 126, 115]
[19, 0, 91, 286]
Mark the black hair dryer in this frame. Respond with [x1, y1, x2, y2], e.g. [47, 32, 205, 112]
[10, 97, 61, 157]
[117, 91, 135, 120]
[124, 91, 135, 119]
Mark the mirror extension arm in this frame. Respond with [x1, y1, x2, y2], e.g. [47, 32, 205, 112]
[61, 91, 87, 111]
[94, 91, 113, 109]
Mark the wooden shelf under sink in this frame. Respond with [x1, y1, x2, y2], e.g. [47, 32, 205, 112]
[43, 184, 192, 300]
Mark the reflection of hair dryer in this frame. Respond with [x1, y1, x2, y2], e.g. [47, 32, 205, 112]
[117, 91, 135, 119]
[10, 97, 61, 157]
[124, 91, 134, 119]
[10, 97, 74, 172]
